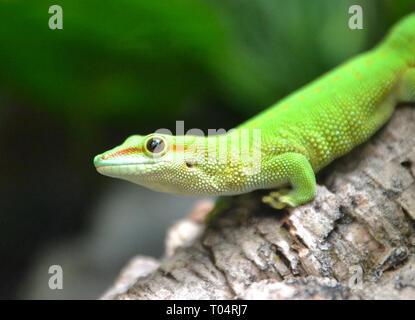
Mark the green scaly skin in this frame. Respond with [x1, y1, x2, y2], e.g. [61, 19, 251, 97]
[94, 14, 415, 210]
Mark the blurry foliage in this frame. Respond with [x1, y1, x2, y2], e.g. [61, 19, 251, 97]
[0, 0, 230, 124]
[0, 0, 414, 127]
[0, 0, 414, 299]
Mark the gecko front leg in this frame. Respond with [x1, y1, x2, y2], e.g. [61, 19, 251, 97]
[398, 68, 415, 103]
[262, 152, 316, 209]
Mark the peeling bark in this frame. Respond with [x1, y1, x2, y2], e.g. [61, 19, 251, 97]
[102, 106, 415, 300]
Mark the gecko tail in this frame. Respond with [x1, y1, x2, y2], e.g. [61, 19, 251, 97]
[382, 13, 415, 66]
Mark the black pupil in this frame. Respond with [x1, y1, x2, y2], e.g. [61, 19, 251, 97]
[147, 138, 165, 153]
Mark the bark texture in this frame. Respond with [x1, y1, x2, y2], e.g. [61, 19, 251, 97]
[102, 106, 415, 300]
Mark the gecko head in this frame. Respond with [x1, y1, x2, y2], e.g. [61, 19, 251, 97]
[93, 133, 222, 195]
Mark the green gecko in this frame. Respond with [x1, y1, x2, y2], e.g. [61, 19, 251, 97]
[94, 14, 415, 210]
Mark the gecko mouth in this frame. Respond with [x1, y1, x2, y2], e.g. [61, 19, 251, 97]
[93, 154, 157, 176]
[95, 163, 162, 178]
[93, 154, 155, 167]
[96, 164, 140, 176]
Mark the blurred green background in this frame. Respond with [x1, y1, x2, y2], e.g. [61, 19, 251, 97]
[0, 0, 413, 299]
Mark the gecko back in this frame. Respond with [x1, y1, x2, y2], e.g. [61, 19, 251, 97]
[239, 13, 415, 171]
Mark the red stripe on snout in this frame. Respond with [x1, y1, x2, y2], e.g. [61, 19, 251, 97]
[102, 147, 142, 159]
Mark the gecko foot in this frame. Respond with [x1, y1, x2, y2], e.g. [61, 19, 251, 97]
[262, 189, 296, 209]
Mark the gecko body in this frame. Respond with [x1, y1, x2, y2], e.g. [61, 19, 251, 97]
[94, 14, 415, 209]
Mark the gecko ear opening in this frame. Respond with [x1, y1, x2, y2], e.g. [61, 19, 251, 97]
[186, 161, 196, 168]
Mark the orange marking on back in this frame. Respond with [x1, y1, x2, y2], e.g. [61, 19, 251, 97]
[313, 86, 322, 93]
[366, 58, 375, 65]
[267, 111, 277, 118]
[355, 73, 362, 79]
[332, 75, 341, 82]
[281, 103, 291, 110]
[297, 95, 305, 101]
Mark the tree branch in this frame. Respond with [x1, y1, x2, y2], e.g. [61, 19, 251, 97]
[102, 106, 415, 300]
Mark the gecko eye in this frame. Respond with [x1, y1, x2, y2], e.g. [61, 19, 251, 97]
[146, 137, 166, 154]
